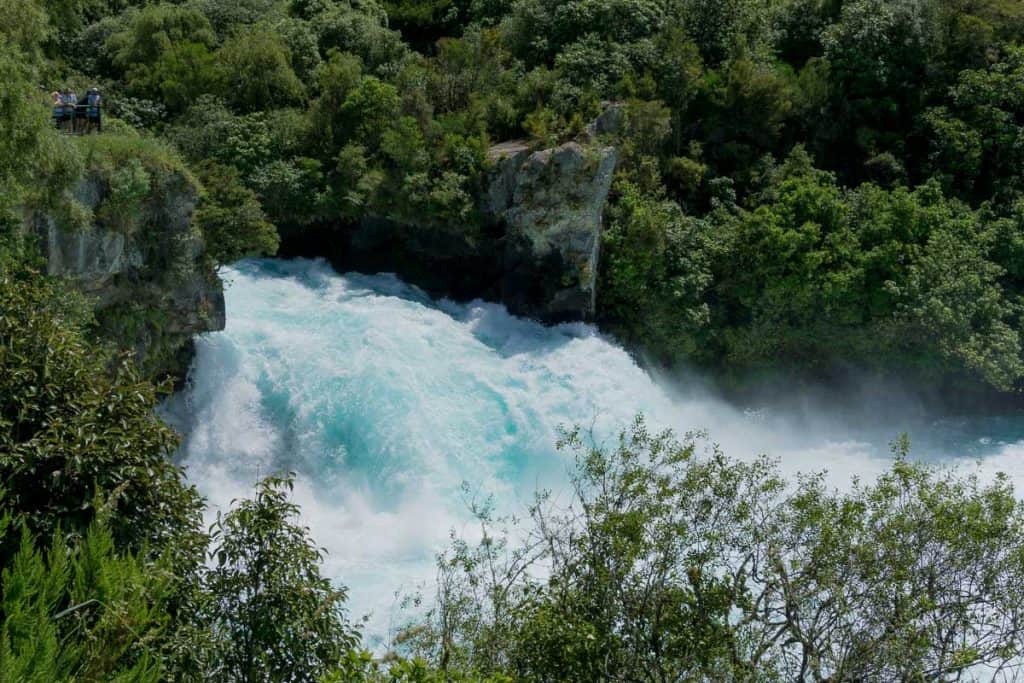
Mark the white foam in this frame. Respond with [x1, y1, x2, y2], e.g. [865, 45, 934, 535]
[167, 258, 1024, 642]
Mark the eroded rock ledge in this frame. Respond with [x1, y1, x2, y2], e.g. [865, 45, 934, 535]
[488, 140, 617, 320]
[24, 151, 224, 380]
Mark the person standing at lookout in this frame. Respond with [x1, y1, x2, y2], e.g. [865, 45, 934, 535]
[64, 88, 79, 133]
[51, 90, 62, 130]
[86, 87, 102, 133]
[58, 89, 73, 132]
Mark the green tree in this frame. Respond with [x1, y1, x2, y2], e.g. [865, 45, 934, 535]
[216, 28, 307, 113]
[194, 162, 280, 264]
[760, 441, 1024, 679]
[325, 144, 384, 221]
[0, 513, 177, 682]
[249, 157, 327, 229]
[192, 0, 282, 37]
[398, 418, 1024, 681]
[692, 57, 795, 180]
[819, 0, 939, 174]
[383, 0, 472, 44]
[0, 0, 49, 67]
[309, 50, 364, 156]
[0, 39, 78, 229]
[305, 0, 408, 71]
[502, 0, 666, 67]
[599, 181, 711, 362]
[340, 77, 402, 153]
[0, 262, 204, 558]
[167, 97, 309, 178]
[699, 149, 1024, 389]
[105, 3, 219, 103]
[142, 40, 222, 111]
[674, 0, 777, 66]
[427, 28, 517, 123]
[106, 3, 216, 66]
[203, 475, 359, 683]
[921, 45, 1024, 201]
[651, 27, 704, 153]
[898, 214, 1023, 390]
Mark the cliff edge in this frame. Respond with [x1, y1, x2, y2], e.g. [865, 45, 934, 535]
[23, 136, 224, 380]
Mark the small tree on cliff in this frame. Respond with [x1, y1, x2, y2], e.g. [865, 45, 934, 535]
[194, 161, 280, 265]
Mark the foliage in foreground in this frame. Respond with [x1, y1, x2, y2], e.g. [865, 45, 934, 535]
[3, 260, 1024, 679]
[200, 475, 360, 682]
[393, 418, 1024, 681]
[4, 245, 1024, 680]
[0, 504, 176, 682]
[0, 259, 204, 560]
[0, 258, 357, 681]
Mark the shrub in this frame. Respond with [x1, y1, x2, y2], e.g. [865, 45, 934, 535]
[194, 161, 280, 264]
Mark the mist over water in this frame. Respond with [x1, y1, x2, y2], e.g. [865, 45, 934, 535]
[164, 258, 1024, 641]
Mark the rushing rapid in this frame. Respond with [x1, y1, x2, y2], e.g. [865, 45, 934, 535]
[165, 258, 1024, 641]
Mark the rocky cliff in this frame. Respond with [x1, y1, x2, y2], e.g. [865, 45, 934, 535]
[487, 141, 617, 321]
[283, 133, 618, 323]
[24, 138, 224, 380]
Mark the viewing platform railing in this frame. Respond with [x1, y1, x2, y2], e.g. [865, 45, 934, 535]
[54, 104, 102, 135]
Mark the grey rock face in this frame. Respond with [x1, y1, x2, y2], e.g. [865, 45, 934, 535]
[288, 113, 620, 324]
[485, 140, 531, 217]
[487, 141, 618, 321]
[26, 173, 224, 380]
[585, 102, 626, 140]
[40, 220, 141, 295]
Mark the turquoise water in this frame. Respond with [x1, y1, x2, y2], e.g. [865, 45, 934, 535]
[166, 258, 1024, 639]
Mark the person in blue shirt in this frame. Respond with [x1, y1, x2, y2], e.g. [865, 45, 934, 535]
[85, 88, 102, 134]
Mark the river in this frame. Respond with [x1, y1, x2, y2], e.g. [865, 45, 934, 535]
[163, 258, 1024, 643]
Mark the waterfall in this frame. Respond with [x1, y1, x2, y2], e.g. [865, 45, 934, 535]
[164, 257, 1024, 641]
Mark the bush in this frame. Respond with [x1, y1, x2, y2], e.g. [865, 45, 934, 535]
[396, 417, 1024, 681]
[216, 28, 307, 112]
[0, 261, 204, 559]
[105, 3, 219, 104]
[0, 513, 178, 681]
[194, 161, 280, 264]
[599, 181, 711, 362]
[200, 475, 360, 683]
[706, 150, 1024, 388]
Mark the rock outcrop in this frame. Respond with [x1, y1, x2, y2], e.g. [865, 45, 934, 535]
[284, 133, 619, 323]
[276, 106, 623, 322]
[24, 152, 224, 380]
[486, 141, 617, 321]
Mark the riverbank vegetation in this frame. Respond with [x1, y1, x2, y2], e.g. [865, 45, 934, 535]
[6, 0, 1024, 394]
[5, 0, 1024, 679]
[3, 271, 1024, 679]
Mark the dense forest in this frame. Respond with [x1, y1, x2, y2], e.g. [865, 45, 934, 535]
[5, 0, 1024, 392]
[5, 0, 1024, 679]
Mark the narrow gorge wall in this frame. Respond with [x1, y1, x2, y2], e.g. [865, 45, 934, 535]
[24, 144, 224, 380]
